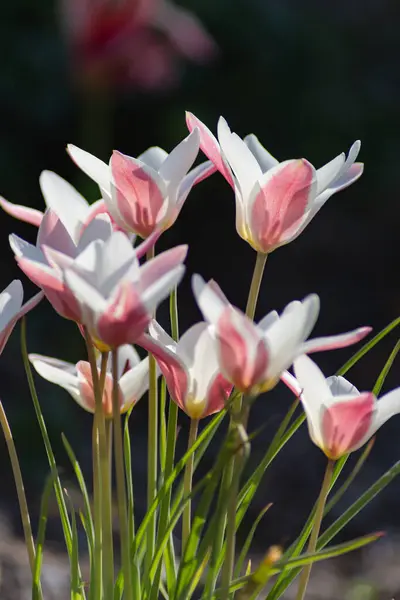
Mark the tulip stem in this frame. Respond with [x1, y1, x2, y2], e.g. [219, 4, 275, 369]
[245, 252, 268, 321]
[146, 247, 159, 577]
[84, 332, 114, 599]
[0, 400, 37, 580]
[182, 418, 199, 552]
[112, 349, 133, 600]
[296, 458, 335, 600]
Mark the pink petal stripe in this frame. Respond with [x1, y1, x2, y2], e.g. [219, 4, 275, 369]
[138, 333, 188, 411]
[321, 393, 375, 459]
[0, 197, 43, 227]
[303, 326, 372, 354]
[77, 361, 122, 416]
[250, 160, 314, 253]
[185, 112, 234, 187]
[111, 151, 165, 238]
[96, 281, 150, 347]
[217, 307, 269, 392]
[204, 373, 232, 417]
[139, 245, 188, 292]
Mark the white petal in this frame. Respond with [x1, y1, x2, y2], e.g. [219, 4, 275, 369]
[293, 355, 332, 446]
[158, 129, 200, 188]
[244, 134, 279, 172]
[217, 117, 262, 201]
[302, 326, 368, 355]
[67, 144, 111, 196]
[138, 146, 168, 170]
[178, 322, 219, 400]
[77, 214, 113, 252]
[9, 234, 46, 263]
[257, 310, 279, 332]
[64, 269, 107, 313]
[192, 275, 227, 325]
[327, 375, 359, 397]
[316, 153, 345, 195]
[39, 171, 89, 242]
[99, 233, 139, 296]
[0, 280, 23, 330]
[119, 357, 151, 408]
[366, 388, 400, 438]
[148, 320, 177, 352]
[140, 266, 185, 314]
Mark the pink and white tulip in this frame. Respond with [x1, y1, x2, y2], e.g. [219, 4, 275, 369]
[67, 129, 215, 238]
[0, 280, 43, 355]
[186, 113, 363, 253]
[1, 170, 114, 235]
[10, 210, 114, 321]
[291, 355, 400, 459]
[29, 345, 153, 417]
[193, 276, 371, 395]
[63, 231, 187, 348]
[140, 320, 232, 419]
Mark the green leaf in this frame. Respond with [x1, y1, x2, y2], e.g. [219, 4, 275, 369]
[235, 504, 273, 579]
[65, 489, 84, 600]
[372, 338, 400, 396]
[32, 473, 54, 600]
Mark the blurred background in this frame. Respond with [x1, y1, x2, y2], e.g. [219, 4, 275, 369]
[1, 0, 400, 597]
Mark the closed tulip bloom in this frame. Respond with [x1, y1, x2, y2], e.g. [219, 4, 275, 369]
[140, 320, 232, 419]
[67, 129, 214, 239]
[186, 113, 363, 253]
[64, 232, 187, 348]
[293, 355, 400, 459]
[10, 210, 114, 321]
[0, 280, 43, 355]
[29, 345, 152, 417]
[193, 275, 371, 396]
[1, 170, 114, 234]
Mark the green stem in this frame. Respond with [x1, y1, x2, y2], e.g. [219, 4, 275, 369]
[182, 419, 199, 552]
[91, 415, 102, 600]
[245, 252, 268, 320]
[84, 332, 114, 599]
[111, 349, 133, 600]
[0, 401, 37, 577]
[146, 247, 158, 577]
[295, 459, 335, 600]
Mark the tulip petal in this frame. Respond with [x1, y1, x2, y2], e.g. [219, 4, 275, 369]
[138, 146, 169, 170]
[139, 245, 187, 293]
[119, 356, 150, 410]
[192, 274, 227, 325]
[37, 210, 76, 257]
[366, 388, 400, 439]
[186, 112, 233, 186]
[302, 326, 371, 354]
[257, 310, 279, 332]
[206, 373, 232, 416]
[293, 354, 332, 446]
[316, 153, 345, 195]
[39, 171, 89, 242]
[9, 234, 46, 263]
[158, 128, 200, 189]
[321, 392, 375, 458]
[327, 375, 359, 397]
[140, 266, 185, 315]
[244, 134, 279, 172]
[67, 144, 111, 196]
[0, 197, 43, 227]
[178, 322, 219, 402]
[217, 117, 262, 200]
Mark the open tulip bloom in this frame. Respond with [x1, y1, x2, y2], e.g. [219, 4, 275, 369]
[67, 128, 215, 239]
[186, 113, 363, 253]
[291, 355, 400, 460]
[29, 345, 152, 417]
[0, 280, 43, 355]
[140, 320, 232, 419]
[193, 275, 371, 395]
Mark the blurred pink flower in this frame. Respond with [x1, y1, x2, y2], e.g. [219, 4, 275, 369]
[0, 280, 43, 356]
[61, 0, 217, 90]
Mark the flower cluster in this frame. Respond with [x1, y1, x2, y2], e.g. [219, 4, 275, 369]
[1, 112, 399, 444]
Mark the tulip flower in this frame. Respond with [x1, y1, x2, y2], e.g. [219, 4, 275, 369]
[67, 128, 215, 238]
[292, 355, 400, 459]
[140, 320, 232, 419]
[10, 209, 114, 321]
[0, 280, 43, 355]
[63, 231, 187, 348]
[186, 113, 363, 253]
[1, 170, 114, 235]
[29, 345, 153, 417]
[193, 275, 371, 396]
[61, 0, 217, 91]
